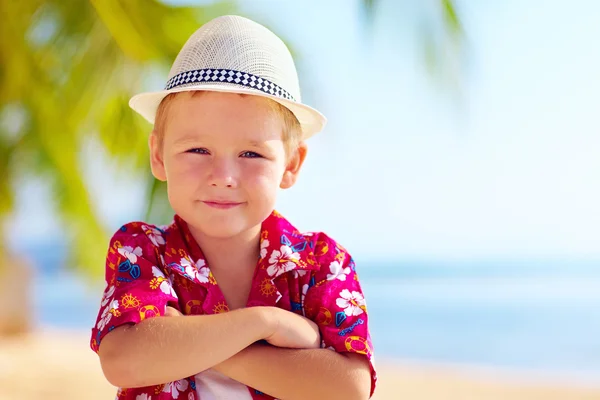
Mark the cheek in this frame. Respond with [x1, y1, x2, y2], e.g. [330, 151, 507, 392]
[165, 156, 206, 182]
[162, 159, 204, 207]
[242, 161, 284, 189]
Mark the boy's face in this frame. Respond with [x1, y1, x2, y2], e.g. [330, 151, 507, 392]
[149, 91, 306, 240]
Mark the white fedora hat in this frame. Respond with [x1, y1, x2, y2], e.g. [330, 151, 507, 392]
[129, 15, 327, 140]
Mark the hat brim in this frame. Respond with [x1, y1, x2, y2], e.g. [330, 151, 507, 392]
[129, 83, 327, 140]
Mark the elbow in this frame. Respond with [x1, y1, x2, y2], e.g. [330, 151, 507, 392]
[348, 382, 371, 400]
[344, 355, 373, 400]
[357, 372, 374, 400]
[99, 348, 139, 388]
[334, 371, 370, 400]
[98, 335, 145, 388]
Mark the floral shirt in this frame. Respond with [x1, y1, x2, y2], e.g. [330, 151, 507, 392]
[90, 210, 376, 399]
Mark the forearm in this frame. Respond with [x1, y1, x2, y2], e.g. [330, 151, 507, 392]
[98, 307, 270, 388]
[214, 343, 372, 400]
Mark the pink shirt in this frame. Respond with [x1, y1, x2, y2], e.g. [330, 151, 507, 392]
[90, 210, 377, 399]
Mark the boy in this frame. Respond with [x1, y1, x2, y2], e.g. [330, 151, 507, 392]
[91, 15, 376, 400]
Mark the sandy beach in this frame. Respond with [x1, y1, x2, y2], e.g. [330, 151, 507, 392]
[1, 328, 599, 400]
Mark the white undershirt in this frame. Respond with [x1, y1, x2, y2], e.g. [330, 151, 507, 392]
[195, 369, 254, 400]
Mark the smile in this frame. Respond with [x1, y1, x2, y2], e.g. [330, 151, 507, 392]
[201, 201, 243, 209]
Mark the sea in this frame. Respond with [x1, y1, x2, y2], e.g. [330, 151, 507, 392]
[21, 241, 600, 387]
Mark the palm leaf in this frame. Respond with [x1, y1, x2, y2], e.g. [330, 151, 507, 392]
[0, 0, 235, 278]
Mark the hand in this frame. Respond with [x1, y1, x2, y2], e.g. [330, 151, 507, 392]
[165, 306, 184, 317]
[262, 307, 321, 350]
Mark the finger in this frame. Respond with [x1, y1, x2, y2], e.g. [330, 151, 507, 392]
[164, 306, 184, 317]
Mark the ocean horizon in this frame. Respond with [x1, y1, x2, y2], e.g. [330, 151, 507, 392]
[19, 242, 600, 386]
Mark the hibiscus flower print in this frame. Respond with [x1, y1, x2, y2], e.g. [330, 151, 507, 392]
[293, 269, 307, 279]
[326, 260, 351, 281]
[179, 257, 210, 283]
[195, 258, 210, 282]
[260, 238, 270, 259]
[135, 394, 151, 400]
[151, 266, 177, 297]
[101, 285, 115, 307]
[97, 299, 120, 331]
[117, 246, 143, 263]
[162, 379, 189, 399]
[336, 289, 366, 316]
[143, 225, 166, 247]
[300, 283, 309, 315]
[266, 245, 299, 277]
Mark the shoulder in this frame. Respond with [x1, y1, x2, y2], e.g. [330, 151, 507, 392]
[303, 230, 356, 277]
[109, 220, 169, 246]
[303, 230, 346, 257]
[263, 211, 356, 276]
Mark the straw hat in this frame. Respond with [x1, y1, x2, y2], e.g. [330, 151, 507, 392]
[129, 15, 327, 140]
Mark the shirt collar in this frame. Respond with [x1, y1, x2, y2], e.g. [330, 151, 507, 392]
[163, 210, 319, 284]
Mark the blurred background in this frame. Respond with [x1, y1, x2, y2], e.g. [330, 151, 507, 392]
[1, 0, 600, 399]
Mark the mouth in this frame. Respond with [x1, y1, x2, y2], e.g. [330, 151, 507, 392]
[201, 200, 244, 209]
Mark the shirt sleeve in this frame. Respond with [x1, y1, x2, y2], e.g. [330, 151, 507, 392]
[303, 235, 377, 397]
[90, 222, 179, 353]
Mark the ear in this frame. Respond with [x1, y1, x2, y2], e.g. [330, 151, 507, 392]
[149, 130, 167, 182]
[280, 141, 307, 189]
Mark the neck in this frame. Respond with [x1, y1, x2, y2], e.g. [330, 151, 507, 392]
[188, 224, 261, 274]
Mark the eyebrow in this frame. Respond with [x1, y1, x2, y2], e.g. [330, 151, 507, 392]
[247, 140, 269, 147]
[172, 134, 202, 146]
[172, 135, 270, 147]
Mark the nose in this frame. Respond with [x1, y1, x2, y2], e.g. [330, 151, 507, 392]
[208, 156, 238, 188]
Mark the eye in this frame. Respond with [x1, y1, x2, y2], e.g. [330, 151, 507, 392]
[187, 148, 209, 154]
[240, 151, 262, 158]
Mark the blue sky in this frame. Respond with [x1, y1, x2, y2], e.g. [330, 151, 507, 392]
[11, 0, 600, 262]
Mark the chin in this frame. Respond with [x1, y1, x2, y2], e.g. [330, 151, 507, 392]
[177, 204, 270, 239]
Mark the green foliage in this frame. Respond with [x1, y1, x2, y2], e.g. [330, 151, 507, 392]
[0, 0, 234, 278]
[0, 0, 464, 280]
